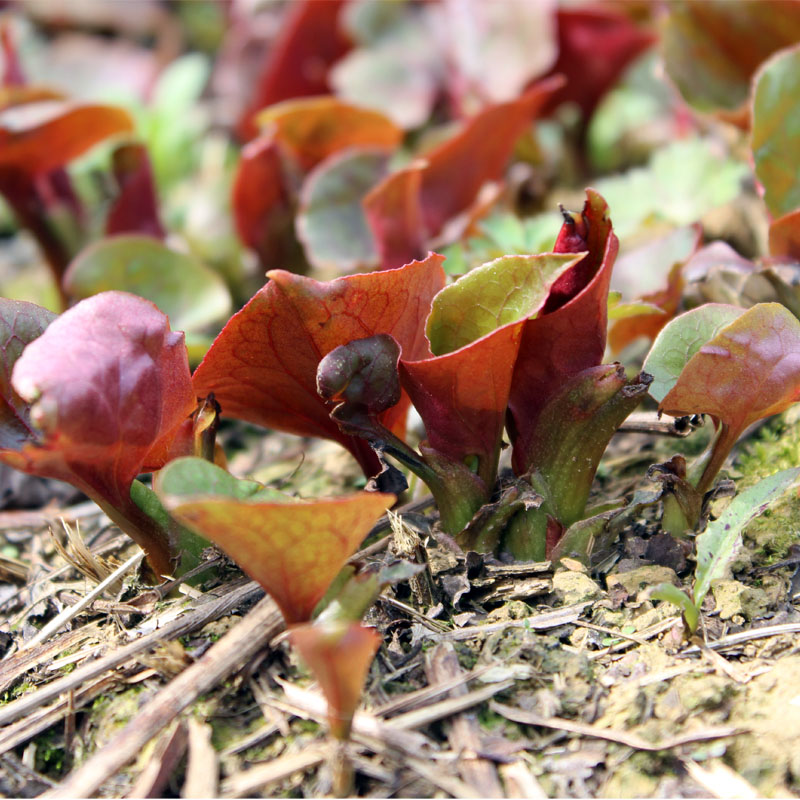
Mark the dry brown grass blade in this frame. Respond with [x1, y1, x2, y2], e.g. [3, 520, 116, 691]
[182, 717, 218, 799]
[490, 701, 745, 752]
[424, 642, 504, 797]
[42, 595, 282, 799]
[0, 581, 264, 728]
[0, 623, 103, 694]
[50, 518, 120, 585]
[499, 760, 548, 799]
[681, 758, 760, 799]
[220, 745, 329, 798]
[126, 719, 188, 798]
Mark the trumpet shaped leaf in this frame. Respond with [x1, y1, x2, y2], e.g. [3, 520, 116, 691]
[256, 96, 402, 172]
[509, 189, 618, 475]
[289, 622, 381, 740]
[161, 490, 394, 624]
[192, 254, 446, 476]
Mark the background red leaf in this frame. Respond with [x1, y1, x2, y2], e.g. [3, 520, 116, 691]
[105, 142, 165, 239]
[236, 0, 351, 142]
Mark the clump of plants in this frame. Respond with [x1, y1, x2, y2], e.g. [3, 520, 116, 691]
[5, 3, 800, 793]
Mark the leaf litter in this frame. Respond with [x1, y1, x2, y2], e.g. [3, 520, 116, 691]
[0, 414, 798, 798]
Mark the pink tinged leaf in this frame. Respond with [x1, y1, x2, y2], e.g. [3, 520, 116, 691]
[255, 96, 402, 173]
[163, 492, 395, 624]
[289, 622, 381, 740]
[6, 292, 196, 575]
[0, 299, 56, 451]
[417, 76, 565, 238]
[236, 0, 351, 142]
[363, 162, 426, 271]
[542, 7, 655, 122]
[231, 135, 303, 272]
[192, 254, 446, 476]
[105, 142, 165, 239]
[509, 189, 618, 475]
[663, 0, 800, 117]
[400, 252, 581, 486]
[751, 44, 800, 219]
[660, 303, 800, 438]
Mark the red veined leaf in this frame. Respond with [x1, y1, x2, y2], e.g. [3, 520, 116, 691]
[192, 254, 446, 476]
[4, 292, 195, 577]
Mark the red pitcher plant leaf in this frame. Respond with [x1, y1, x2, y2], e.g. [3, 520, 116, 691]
[192, 254, 446, 477]
[237, 0, 351, 142]
[508, 189, 618, 475]
[543, 6, 655, 124]
[417, 76, 565, 238]
[400, 252, 583, 490]
[289, 622, 381, 740]
[105, 142, 165, 239]
[255, 96, 402, 172]
[769, 209, 800, 261]
[231, 135, 305, 273]
[160, 489, 394, 624]
[2, 292, 196, 578]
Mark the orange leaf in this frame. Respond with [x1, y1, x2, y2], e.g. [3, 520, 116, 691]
[289, 622, 381, 740]
[256, 96, 402, 172]
[0, 101, 133, 174]
[163, 492, 394, 624]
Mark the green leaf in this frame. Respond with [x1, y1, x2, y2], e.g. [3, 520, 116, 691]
[694, 467, 800, 611]
[752, 44, 800, 218]
[152, 53, 211, 112]
[296, 149, 387, 273]
[156, 456, 293, 504]
[63, 236, 231, 334]
[642, 303, 744, 403]
[650, 583, 699, 634]
[595, 137, 747, 240]
[426, 252, 582, 356]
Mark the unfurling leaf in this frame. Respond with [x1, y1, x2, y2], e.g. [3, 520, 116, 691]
[105, 142, 164, 239]
[289, 622, 381, 740]
[509, 189, 618, 475]
[160, 489, 394, 624]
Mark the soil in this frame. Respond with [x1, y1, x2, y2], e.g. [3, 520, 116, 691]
[1, 413, 799, 799]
